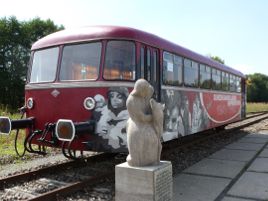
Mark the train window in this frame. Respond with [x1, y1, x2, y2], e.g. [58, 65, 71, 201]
[230, 74, 236, 92]
[193, 62, 198, 69]
[163, 52, 182, 85]
[174, 55, 183, 65]
[154, 51, 157, 82]
[103, 41, 135, 80]
[147, 49, 151, 81]
[60, 43, 102, 81]
[222, 71, 228, 91]
[200, 64, 205, 72]
[184, 59, 198, 87]
[236, 77, 241, 92]
[30, 47, 59, 83]
[164, 52, 173, 62]
[212, 68, 221, 90]
[184, 59, 192, 67]
[141, 47, 145, 79]
[200, 64, 211, 89]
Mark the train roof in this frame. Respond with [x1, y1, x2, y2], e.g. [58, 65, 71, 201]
[31, 26, 245, 78]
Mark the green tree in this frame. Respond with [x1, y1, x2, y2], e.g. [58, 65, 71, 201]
[246, 73, 268, 102]
[206, 54, 225, 64]
[0, 16, 64, 110]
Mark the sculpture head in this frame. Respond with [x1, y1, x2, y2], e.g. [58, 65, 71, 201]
[131, 79, 154, 98]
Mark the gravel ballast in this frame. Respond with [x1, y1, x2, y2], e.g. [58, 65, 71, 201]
[1, 115, 268, 201]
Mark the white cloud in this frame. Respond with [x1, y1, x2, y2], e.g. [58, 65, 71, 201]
[233, 63, 254, 75]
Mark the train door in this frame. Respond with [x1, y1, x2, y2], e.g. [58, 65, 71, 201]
[146, 46, 160, 102]
[139, 45, 160, 102]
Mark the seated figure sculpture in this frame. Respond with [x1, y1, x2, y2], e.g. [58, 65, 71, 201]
[126, 79, 165, 167]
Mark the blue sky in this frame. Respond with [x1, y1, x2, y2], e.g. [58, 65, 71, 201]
[1, 0, 267, 76]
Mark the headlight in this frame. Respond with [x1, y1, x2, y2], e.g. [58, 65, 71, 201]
[84, 97, 95, 110]
[27, 98, 34, 109]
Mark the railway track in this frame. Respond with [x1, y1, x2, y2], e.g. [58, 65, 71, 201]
[1, 111, 268, 201]
[246, 111, 268, 115]
[0, 153, 118, 201]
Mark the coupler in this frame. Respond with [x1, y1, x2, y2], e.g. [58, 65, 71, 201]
[55, 119, 95, 141]
[56, 119, 95, 159]
[0, 117, 35, 135]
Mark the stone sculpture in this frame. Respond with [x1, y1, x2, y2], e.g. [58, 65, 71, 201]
[126, 79, 165, 167]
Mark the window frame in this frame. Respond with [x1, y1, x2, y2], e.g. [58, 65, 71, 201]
[162, 51, 183, 86]
[102, 40, 136, 81]
[140, 47, 145, 79]
[230, 74, 236, 92]
[221, 71, 229, 91]
[236, 76, 241, 92]
[211, 67, 221, 90]
[59, 42, 103, 82]
[147, 48, 151, 82]
[184, 58, 199, 88]
[27, 51, 34, 84]
[30, 46, 60, 84]
[200, 64, 211, 89]
[154, 50, 157, 82]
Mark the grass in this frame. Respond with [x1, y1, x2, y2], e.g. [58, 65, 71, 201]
[247, 102, 268, 113]
[0, 104, 30, 164]
[0, 104, 54, 165]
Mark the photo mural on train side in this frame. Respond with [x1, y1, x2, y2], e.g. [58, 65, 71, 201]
[161, 90, 210, 141]
[90, 87, 130, 152]
[160, 89, 242, 141]
[90, 87, 242, 151]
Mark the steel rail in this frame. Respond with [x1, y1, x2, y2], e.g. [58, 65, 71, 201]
[243, 111, 268, 120]
[0, 153, 113, 190]
[27, 170, 115, 201]
[246, 111, 268, 115]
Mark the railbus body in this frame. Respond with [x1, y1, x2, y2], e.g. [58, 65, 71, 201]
[0, 26, 246, 157]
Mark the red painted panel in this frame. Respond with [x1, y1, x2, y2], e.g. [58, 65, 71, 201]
[201, 92, 241, 123]
[25, 86, 133, 151]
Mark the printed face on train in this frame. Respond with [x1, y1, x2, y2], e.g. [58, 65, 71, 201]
[109, 91, 124, 108]
[166, 106, 179, 132]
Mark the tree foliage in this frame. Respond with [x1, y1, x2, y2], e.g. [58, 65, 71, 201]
[206, 54, 225, 64]
[0, 16, 64, 110]
[246, 73, 268, 103]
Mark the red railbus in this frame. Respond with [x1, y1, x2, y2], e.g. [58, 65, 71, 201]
[0, 26, 246, 158]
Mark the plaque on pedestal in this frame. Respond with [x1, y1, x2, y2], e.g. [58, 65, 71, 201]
[116, 161, 172, 201]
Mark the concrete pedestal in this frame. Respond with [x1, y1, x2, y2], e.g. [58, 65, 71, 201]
[116, 161, 172, 201]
